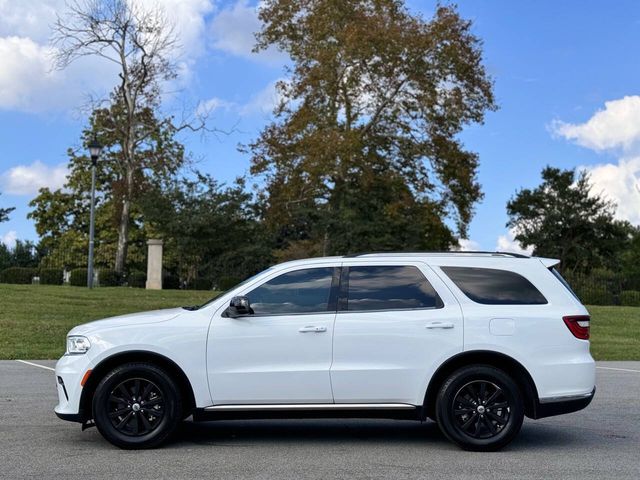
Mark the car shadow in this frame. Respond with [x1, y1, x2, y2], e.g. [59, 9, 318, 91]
[171, 418, 445, 447]
[166, 418, 596, 451]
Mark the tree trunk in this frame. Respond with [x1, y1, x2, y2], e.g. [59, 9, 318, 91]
[115, 40, 135, 275]
[114, 166, 133, 274]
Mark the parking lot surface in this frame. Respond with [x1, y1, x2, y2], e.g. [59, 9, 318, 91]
[0, 360, 638, 479]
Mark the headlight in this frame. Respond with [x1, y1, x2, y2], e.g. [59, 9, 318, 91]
[66, 336, 91, 354]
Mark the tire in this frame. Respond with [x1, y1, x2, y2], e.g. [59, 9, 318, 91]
[435, 365, 524, 451]
[92, 362, 182, 449]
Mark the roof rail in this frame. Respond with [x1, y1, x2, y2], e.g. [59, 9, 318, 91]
[342, 250, 530, 259]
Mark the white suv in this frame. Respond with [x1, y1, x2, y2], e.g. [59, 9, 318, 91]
[55, 252, 595, 451]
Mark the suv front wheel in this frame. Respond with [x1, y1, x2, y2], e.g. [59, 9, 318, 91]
[435, 365, 524, 451]
[92, 362, 182, 449]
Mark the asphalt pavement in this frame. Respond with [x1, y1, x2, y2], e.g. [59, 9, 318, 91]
[0, 360, 638, 479]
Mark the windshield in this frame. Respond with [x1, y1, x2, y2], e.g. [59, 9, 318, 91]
[189, 267, 276, 310]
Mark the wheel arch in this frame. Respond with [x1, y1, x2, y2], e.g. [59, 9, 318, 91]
[79, 350, 196, 421]
[423, 350, 539, 420]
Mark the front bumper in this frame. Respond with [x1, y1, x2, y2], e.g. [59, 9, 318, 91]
[54, 411, 85, 423]
[54, 353, 93, 421]
[533, 387, 596, 419]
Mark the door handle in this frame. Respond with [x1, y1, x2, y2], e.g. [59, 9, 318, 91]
[425, 321, 454, 329]
[298, 326, 327, 333]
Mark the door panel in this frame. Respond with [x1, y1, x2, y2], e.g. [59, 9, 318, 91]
[208, 266, 338, 405]
[208, 312, 336, 404]
[330, 262, 463, 405]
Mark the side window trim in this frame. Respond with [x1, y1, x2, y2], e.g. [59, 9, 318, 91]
[336, 264, 444, 313]
[337, 266, 349, 312]
[244, 310, 336, 318]
[240, 266, 341, 317]
[327, 266, 341, 312]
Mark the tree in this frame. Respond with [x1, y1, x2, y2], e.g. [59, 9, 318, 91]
[0, 240, 40, 270]
[12, 240, 40, 268]
[620, 227, 640, 286]
[270, 166, 455, 260]
[52, 0, 209, 273]
[140, 175, 273, 285]
[506, 166, 632, 273]
[0, 193, 14, 223]
[0, 243, 11, 271]
[29, 102, 185, 271]
[249, 1, 495, 255]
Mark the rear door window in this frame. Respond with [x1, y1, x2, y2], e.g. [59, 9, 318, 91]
[441, 266, 547, 305]
[343, 265, 442, 311]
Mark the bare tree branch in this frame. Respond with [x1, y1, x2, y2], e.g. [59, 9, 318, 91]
[51, 0, 213, 274]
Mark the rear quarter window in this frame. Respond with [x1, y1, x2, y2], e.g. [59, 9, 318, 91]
[441, 266, 547, 305]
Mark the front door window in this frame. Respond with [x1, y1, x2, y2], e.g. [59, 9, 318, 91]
[248, 267, 335, 315]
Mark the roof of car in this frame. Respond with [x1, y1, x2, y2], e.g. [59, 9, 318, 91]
[271, 252, 561, 270]
[342, 251, 529, 259]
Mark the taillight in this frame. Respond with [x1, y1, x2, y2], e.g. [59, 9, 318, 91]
[563, 315, 590, 340]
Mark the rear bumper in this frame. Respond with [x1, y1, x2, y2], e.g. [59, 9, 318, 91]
[534, 387, 595, 419]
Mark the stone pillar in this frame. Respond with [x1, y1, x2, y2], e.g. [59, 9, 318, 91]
[146, 239, 163, 290]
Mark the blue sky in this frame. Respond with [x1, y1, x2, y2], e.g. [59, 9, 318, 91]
[1, 0, 640, 252]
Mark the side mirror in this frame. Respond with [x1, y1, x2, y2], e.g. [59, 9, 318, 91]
[227, 296, 252, 318]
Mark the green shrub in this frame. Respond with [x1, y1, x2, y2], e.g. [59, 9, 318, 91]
[39, 268, 63, 285]
[189, 278, 212, 291]
[128, 270, 146, 288]
[0, 267, 36, 284]
[619, 290, 640, 307]
[163, 274, 180, 290]
[99, 268, 120, 287]
[217, 276, 241, 291]
[69, 268, 88, 286]
[577, 286, 615, 305]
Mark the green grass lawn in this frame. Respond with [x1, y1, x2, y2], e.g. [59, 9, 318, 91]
[1, 284, 639, 360]
[588, 305, 640, 361]
[0, 284, 215, 359]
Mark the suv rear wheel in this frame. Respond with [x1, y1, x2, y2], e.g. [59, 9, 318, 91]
[435, 365, 524, 451]
[92, 362, 182, 449]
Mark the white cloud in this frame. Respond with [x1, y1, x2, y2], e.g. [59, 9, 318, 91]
[1, 161, 68, 195]
[0, 1, 105, 112]
[209, 0, 285, 64]
[140, 0, 214, 59]
[0, 230, 17, 249]
[457, 238, 481, 251]
[0, 37, 59, 111]
[496, 229, 534, 256]
[0, 0, 213, 112]
[198, 78, 284, 117]
[0, 38, 116, 113]
[196, 96, 235, 115]
[0, 0, 65, 42]
[240, 79, 284, 115]
[552, 96, 640, 226]
[580, 156, 640, 225]
[551, 96, 640, 152]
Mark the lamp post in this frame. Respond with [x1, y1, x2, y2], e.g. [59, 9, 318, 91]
[87, 136, 103, 288]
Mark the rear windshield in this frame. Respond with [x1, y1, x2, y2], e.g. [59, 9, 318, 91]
[441, 266, 547, 305]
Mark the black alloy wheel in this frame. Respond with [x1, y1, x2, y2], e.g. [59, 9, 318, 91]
[451, 380, 510, 439]
[93, 363, 182, 449]
[107, 378, 165, 436]
[435, 365, 524, 451]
